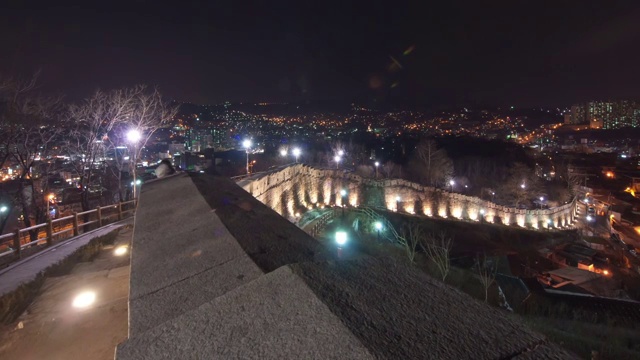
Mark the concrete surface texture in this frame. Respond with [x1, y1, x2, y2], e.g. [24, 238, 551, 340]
[0, 227, 132, 360]
[117, 173, 577, 359]
[0, 220, 131, 298]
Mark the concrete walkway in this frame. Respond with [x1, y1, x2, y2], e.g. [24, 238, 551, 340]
[0, 218, 133, 298]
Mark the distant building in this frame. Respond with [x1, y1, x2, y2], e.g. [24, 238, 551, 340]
[569, 100, 640, 129]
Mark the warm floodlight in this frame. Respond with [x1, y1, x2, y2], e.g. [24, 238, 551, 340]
[114, 246, 128, 256]
[72, 291, 96, 308]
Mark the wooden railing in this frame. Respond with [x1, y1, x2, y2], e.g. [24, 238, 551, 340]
[0, 199, 137, 264]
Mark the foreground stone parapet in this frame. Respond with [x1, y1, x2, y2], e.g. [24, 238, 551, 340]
[117, 172, 576, 359]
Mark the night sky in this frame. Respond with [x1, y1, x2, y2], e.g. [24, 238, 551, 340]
[2, 1, 640, 107]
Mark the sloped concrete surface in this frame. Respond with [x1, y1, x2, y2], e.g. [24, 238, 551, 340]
[128, 173, 263, 335]
[118, 173, 577, 359]
[117, 266, 374, 360]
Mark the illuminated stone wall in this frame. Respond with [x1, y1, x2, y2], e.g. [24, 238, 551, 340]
[240, 164, 577, 229]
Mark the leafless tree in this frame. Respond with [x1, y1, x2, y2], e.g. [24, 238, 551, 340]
[400, 222, 423, 263]
[421, 232, 453, 281]
[0, 73, 63, 238]
[475, 253, 497, 302]
[64, 85, 177, 209]
[381, 160, 398, 178]
[409, 139, 454, 187]
[502, 162, 541, 207]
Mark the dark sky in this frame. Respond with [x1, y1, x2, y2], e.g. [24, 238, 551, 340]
[2, 1, 640, 107]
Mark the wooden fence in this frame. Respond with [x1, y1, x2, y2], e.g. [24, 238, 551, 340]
[0, 199, 137, 264]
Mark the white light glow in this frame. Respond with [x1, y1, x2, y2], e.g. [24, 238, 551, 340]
[335, 231, 348, 246]
[114, 246, 128, 256]
[72, 291, 96, 308]
[127, 129, 141, 143]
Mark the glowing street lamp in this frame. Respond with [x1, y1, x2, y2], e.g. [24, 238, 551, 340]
[292, 148, 301, 163]
[374, 161, 379, 178]
[338, 150, 344, 157]
[127, 129, 142, 200]
[374, 221, 383, 241]
[334, 155, 342, 169]
[520, 183, 526, 189]
[46, 193, 55, 219]
[335, 231, 348, 246]
[340, 189, 347, 217]
[449, 179, 455, 192]
[0, 206, 7, 213]
[243, 139, 252, 175]
[279, 149, 287, 157]
[396, 195, 401, 212]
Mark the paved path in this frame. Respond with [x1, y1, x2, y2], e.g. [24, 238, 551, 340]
[0, 219, 133, 297]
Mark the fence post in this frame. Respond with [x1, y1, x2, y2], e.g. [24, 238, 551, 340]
[46, 219, 54, 246]
[13, 231, 21, 259]
[97, 206, 102, 227]
[117, 202, 123, 221]
[73, 212, 79, 236]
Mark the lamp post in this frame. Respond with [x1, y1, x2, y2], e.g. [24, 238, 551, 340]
[449, 179, 455, 192]
[340, 189, 347, 217]
[479, 209, 485, 222]
[374, 221, 382, 242]
[0, 205, 8, 234]
[374, 161, 379, 178]
[335, 230, 348, 258]
[396, 196, 401, 212]
[491, 191, 495, 203]
[127, 129, 141, 200]
[334, 155, 341, 169]
[539, 196, 544, 209]
[293, 148, 301, 163]
[46, 193, 55, 219]
[243, 139, 252, 175]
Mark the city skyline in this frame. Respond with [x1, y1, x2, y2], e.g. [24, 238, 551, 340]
[2, 1, 640, 107]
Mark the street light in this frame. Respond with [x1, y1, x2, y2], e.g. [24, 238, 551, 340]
[279, 149, 287, 157]
[335, 231, 348, 246]
[539, 196, 544, 209]
[243, 139, 252, 175]
[374, 161, 379, 178]
[374, 221, 383, 241]
[449, 179, 455, 192]
[338, 150, 344, 157]
[334, 155, 341, 169]
[340, 189, 347, 217]
[396, 196, 401, 212]
[520, 183, 526, 189]
[127, 129, 142, 200]
[0, 206, 7, 213]
[292, 148, 301, 163]
[46, 193, 55, 219]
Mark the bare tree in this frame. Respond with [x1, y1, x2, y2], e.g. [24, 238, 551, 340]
[400, 222, 423, 263]
[381, 161, 398, 178]
[502, 162, 541, 207]
[64, 85, 176, 210]
[421, 232, 453, 281]
[475, 253, 497, 302]
[0, 73, 63, 238]
[410, 139, 454, 187]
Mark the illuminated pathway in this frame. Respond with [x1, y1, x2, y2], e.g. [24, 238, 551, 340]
[0, 227, 132, 360]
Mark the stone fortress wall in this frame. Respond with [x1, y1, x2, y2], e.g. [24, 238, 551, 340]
[239, 164, 577, 230]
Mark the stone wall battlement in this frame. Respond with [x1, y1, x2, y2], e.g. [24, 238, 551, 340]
[240, 164, 577, 229]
